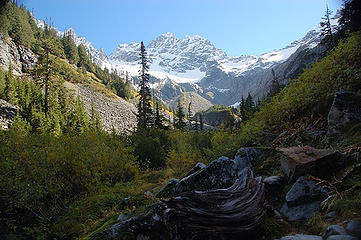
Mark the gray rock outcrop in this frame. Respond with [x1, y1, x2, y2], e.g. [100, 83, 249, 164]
[0, 35, 37, 75]
[277, 234, 323, 240]
[346, 220, 361, 239]
[280, 176, 328, 221]
[66, 82, 137, 133]
[156, 147, 267, 198]
[0, 99, 19, 129]
[328, 91, 361, 135]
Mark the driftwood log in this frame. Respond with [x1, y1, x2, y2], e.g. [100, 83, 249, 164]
[163, 167, 266, 239]
[93, 168, 266, 240]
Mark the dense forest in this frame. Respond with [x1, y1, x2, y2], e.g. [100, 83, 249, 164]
[0, 0, 360, 239]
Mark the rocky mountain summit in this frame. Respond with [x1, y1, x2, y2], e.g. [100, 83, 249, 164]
[35, 14, 339, 109]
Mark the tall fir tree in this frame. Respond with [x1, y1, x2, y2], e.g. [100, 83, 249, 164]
[62, 31, 79, 64]
[339, 0, 361, 33]
[154, 100, 166, 129]
[187, 101, 192, 129]
[137, 41, 153, 130]
[199, 114, 204, 131]
[4, 64, 17, 104]
[174, 99, 186, 130]
[320, 4, 334, 46]
[269, 69, 280, 98]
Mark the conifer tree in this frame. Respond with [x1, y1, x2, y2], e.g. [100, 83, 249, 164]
[339, 0, 361, 33]
[174, 99, 186, 130]
[239, 96, 246, 121]
[269, 69, 280, 98]
[63, 31, 79, 64]
[199, 114, 204, 131]
[4, 64, 17, 104]
[154, 100, 166, 129]
[320, 4, 334, 46]
[90, 101, 102, 132]
[77, 44, 90, 70]
[137, 41, 153, 130]
[187, 101, 192, 129]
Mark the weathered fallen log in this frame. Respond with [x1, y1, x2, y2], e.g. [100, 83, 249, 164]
[92, 168, 266, 240]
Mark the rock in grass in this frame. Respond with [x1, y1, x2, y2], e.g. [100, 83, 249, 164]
[326, 235, 358, 240]
[324, 225, 348, 239]
[280, 176, 328, 221]
[346, 220, 361, 239]
[278, 234, 322, 240]
[279, 146, 344, 182]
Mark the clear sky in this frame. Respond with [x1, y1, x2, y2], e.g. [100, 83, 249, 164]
[21, 0, 343, 56]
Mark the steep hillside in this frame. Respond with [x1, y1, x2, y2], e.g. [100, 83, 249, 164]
[0, 26, 137, 133]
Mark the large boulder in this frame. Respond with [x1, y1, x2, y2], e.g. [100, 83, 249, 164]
[324, 225, 348, 239]
[277, 234, 322, 240]
[92, 168, 266, 240]
[280, 176, 328, 221]
[326, 236, 358, 240]
[327, 91, 361, 135]
[279, 146, 344, 182]
[156, 147, 267, 198]
[346, 220, 361, 239]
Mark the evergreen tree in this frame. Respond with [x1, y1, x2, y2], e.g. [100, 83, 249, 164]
[90, 101, 102, 132]
[154, 100, 166, 129]
[320, 4, 334, 46]
[239, 96, 246, 121]
[339, 0, 361, 33]
[72, 96, 89, 133]
[62, 31, 79, 64]
[136, 41, 153, 130]
[33, 29, 54, 115]
[245, 93, 255, 120]
[269, 69, 280, 98]
[4, 64, 17, 104]
[199, 114, 204, 131]
[187, 101, 192, 129]
[174, 99, 186, 130]
[77, 44, 90, 70]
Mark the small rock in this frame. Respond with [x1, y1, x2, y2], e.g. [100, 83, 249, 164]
[346, 220, 361, 239]
[263, 175, 283, 185]
[324, 225, 347, 239]
[285, 176, 328, 206]
[326, 211, 338, 220]
[280, 176, 328, 221]
[117, 214, 125, 222]
[144, 191, 154, 197]
[326, 235, 358, 240]
[280, 201, 321, 221]
[122, 197, 131, 205]
[278, 234, 322, 240]
[263, 175, 283, 192]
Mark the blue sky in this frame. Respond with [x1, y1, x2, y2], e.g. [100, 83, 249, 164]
[22, 0, 343, 56]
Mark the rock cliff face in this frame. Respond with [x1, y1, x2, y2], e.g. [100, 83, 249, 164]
[65, 82, 137, 133]
[0, 99, 19, 129]
[0, 35, 38, 74]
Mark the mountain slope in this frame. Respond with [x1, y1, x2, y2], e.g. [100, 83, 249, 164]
[40, 14, 339, 108]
